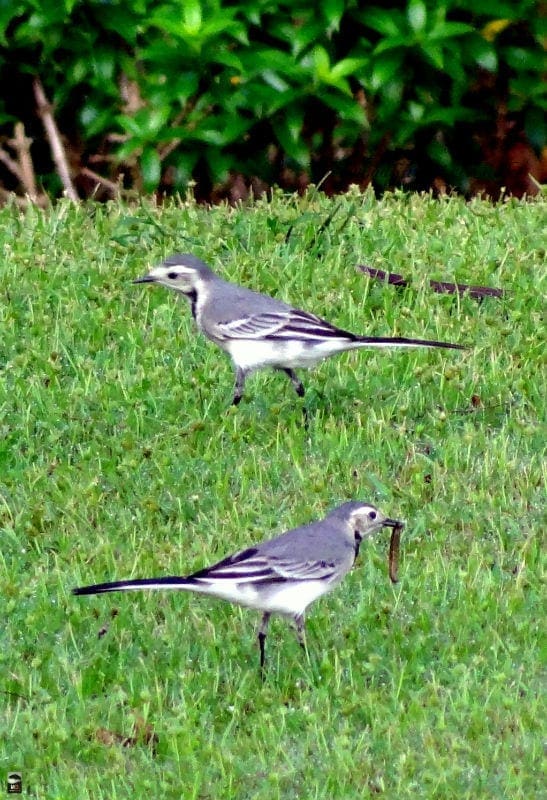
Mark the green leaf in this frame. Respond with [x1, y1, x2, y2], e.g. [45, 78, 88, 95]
[146, 72, 200, 106]
[310, 46, 354, 93]
[313, 45, 331, 79]
[330, 57, 368, 81]
[524, 107, 547, 150]
[150, 4, 243, 47]
[286, 20, 325, 58]
[427, 138, 453, 168]
[237, 85, 304, 117]
[465, 36, 498, 72]
[509, 76, 547, 109]
[375, 79, 404, 118]
[171, 151, 199, 187]
[374, 34, 413, 56]
[0, 110, 16, 126]
[408, 101, 424, 121]
[91, 49, 116, 83]
[183, 0, 202, 36]
[116, 114, 145, 139]
[79, 104, 112, 137]
[503, 46, 544, 72]
[428, 22, 474, 40]
[370, 52, 404, 92]
[148, 12, 191, 40]
[93, 6, 143, 44]
[71, 58, 89, 85]
[444, 53, 467, 97]
[191, 116, 251, 147]
[356, 8, 403, 37]
[210, 49, 243, 71]
[204, 148, 231, 183]
[420, 43, 444, 70]
[241, 47, 306, 80]
[282, 108, 304, 144]
[322, 0, 345, 33]
[407, 0, 427, 33]
[321, 91, 368, 126]
[143, 107, 172, 137]
[154, 127, 190, 144]
[116, 107, 171, 141]
[272, 110, 309, 167]
[141, 147, 162, 191]
[200, 15, 244, 41]
[261, 70, 291, 93]
[0, 2, 24, 45]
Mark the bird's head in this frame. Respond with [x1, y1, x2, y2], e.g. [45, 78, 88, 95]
[330, 500, 402, 560]
[133, 254, 215, 296]
[344, 501, 400, 540]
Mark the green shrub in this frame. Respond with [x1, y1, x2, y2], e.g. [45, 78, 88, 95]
[0, 0, 544, 198]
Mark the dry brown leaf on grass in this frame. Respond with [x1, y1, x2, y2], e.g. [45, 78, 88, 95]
[94, 715, 158, 752]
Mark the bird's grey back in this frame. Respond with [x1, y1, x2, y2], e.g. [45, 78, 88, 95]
[205, 275, 293, 324]
[257, 514, 354, 565]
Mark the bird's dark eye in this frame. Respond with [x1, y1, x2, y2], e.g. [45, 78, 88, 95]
[167, 271, 179, 280]
[368, 510, 377, 520]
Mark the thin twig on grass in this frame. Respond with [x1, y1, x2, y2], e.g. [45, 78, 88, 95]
[358, 265, 505, 300]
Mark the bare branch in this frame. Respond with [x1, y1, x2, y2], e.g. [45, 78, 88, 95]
[0, 145, 23, 183]
[11, 122, 39, 199]
[33, 76, 78, 200]
[80, 166, 121, 197]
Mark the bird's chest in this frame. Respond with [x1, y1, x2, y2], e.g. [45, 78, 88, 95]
[192, 284, 211, 331]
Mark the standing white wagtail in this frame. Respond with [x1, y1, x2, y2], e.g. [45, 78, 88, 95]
[73, 501, 403, 670]
[133, 254, 465, 405]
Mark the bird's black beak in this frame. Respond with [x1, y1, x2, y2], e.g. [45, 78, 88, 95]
[133, 274, 156, 284]
[383, 517, 402, 528]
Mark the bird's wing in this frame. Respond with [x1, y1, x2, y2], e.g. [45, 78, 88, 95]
[188, 546, 338, 584]
[214, 310, 355, 342]
[189, 547, 276, 583]
[267, 554, 339, 581]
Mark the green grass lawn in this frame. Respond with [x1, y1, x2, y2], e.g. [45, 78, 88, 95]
[1, 189, 544, 798]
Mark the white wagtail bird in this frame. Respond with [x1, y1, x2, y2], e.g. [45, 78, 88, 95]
[133, 254, 465, 405]
[73, 501, 403, 671]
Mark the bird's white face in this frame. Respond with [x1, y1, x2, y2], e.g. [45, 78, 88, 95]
[349, 504, 397, 541]
[135, 263, 201, 295]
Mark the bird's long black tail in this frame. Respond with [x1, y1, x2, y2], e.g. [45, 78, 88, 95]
[354, 335, 465, 350]
[73, 576, 194, 595]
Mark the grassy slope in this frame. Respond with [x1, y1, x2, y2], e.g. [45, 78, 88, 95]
[0, 189, 544, 798]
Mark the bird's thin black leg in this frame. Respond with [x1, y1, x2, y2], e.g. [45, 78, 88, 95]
[294, 614, 307, 653]
[276, 368, 308, 427]
[232, 367, 248, 406]
[281, 368, 305, 398]
[258, 612, 271, 674]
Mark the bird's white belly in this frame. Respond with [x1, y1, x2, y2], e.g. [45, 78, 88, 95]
[223, 339, 354, 371]
[193, 578, 333, 617]
[252, 579, 333, 616]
